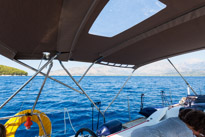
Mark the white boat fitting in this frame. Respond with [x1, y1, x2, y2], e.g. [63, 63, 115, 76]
[0, 0, 205, 137]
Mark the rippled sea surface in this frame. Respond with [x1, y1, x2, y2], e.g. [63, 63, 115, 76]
[0, 76, 205, 136]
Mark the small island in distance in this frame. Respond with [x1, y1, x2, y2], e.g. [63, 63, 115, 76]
[0, 65, 28, 76]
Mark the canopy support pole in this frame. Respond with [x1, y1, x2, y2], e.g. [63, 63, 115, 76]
[31, 62, 53, 114]
[103, 69, 136, 114]
[67, 0, 100, 60]
[59, 61, 106, 123]
[37, 114, 48, 136]
[78, 62, 94, 83]
[0, 54, 58, 110]
[0, 114, 29, 120]
[13, 59, 83, 94]
[167, 58, 197, 95]
[78, 57, 104, 83]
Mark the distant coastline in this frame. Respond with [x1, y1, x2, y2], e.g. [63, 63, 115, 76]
[0, 65, 28, 76]
[49, 67, 205, 77]
[47, 75, 205, 77]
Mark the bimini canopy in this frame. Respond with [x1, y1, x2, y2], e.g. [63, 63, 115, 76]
[0, 0, 205, 68]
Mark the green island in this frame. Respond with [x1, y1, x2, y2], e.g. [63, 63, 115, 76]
[0, 65, 28, 76]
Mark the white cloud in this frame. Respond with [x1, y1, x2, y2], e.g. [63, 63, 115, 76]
[155, 1, 166, 9]
[183, 58, 204, 65]
[50, 59, 205, 76]
[136, 60, 174, 76]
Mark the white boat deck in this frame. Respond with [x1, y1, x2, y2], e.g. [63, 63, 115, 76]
[106, 106, 183, 137]
[106, 118, 148, 137]
[70, 105, 182, 137]
[122, 117, 147, 129]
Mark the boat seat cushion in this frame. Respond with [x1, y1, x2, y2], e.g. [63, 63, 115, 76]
[131, 117, 193, 137]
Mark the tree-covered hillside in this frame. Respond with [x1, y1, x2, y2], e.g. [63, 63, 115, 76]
[0, 65, 28, 76]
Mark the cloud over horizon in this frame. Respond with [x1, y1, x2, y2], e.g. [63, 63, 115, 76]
[50, 58, 205, 76]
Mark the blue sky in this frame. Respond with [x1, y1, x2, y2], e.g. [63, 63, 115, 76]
[0, 0, 205, 75]
[89, 0, 166, 37]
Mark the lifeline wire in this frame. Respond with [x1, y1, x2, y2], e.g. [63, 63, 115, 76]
[169, 90, 173, 105]
[127, 93, 131, 121]
[104, 69, 136, 113]
[19, 57, 41, 112]
[64, 108, 66, 134]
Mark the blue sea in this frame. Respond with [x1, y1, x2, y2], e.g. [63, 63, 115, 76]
[0, 76, 205, 137]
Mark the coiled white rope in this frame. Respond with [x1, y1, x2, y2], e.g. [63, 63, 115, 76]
[64, 108, 76, 134]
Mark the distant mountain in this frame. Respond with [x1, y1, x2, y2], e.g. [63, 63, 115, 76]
[50, 66, 133, 76]
[0, 65, 28, 76]
[136, 59, 205, 76]
[50, 59, 205, 76]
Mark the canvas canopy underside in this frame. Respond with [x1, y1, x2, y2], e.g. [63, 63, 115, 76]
[0, 0, 205, 68]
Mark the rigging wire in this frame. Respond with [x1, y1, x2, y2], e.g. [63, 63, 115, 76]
[127, 90, 131, 121]
[19, 54, 45, 111]
[160, 91, 170, 106]
[19, 83, 31, 112]
[199, 88, 202, 95]
[104, 69, 136, 113]
[140, 93, 144, 111]
[91, 103, 94, 131]
[169, 90, 173, 105]
[9, 56, 49, 136]
[4, 54, 56, 137]
[91, 101, 101, 131]
[64, 108, 66, 134]
[7, 59, 45, 136]
[96, 102, 101, 130]
[37, 56, 44, 71]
